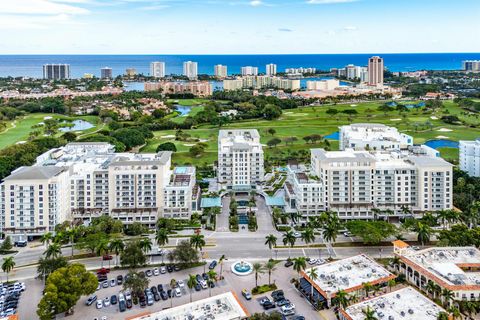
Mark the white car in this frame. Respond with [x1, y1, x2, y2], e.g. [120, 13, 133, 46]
[177, 280, 185, 288]
[160, 266, 166, 274]
[200, 280, 208, 289]
[293, 232, 302, 238]
[118, 293, 125, 302]
[281, 303, 295, 312]
[96, 300, 103, 309]
[110, 279, 116, 287]
[174, 288, 182, 297]
[103, 296, 110, 307]
[316, 259, 326, 265]
[153, 268, 159, 276]
[307, 258, 317, 265]
[125, 290, 132, 301]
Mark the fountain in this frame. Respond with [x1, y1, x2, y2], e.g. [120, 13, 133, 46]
[231, 261, 253, 276]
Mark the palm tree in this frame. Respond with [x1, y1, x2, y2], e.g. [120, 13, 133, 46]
[218, 254, 226, 280]
[292, 257, 306, 279]
[264, 260, 276, 285]
[414, 222, 432, 246]
[448, 306, 462, 319]
[363, 282, 373, 297]
[306, 267, 319, 300]
[169, 278, 176, 308]
[441, 288, 454, 308]
[426, 281, 436, 298]
[207, 270, 217, 297]
[187, 274, 197, 302]
[95, 239, 110, 267]
[335, 290, 349, 309]
[190, 234, 206, 252]
[264, 234, 277, 259]
[65, 228, 77, 257]
[1, 257, 15, 282]
[44, 243, 62, 259]
[40, 232, 53, 248]
[390, 256, 401, 271]
[155, 228, 169, 262]
[301, 228, 315, 248]
[109, 238, 124, 267]
[362, 306, 378, 320]
[282, 231, 296, 258]
[387, 279, 396, 292]
[139, 237, 153, 255]
[437, 210, 450, 229]
[436, 312, 449, 320]
[252, 262, 264, 288]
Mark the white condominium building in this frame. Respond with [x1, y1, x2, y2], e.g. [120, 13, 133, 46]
[150, 61, 166, 78]
[241, 66, 258, 76]
[306, 79, 340, 91]
[183, 61, 198, 80]
[339, 123, 413, 151]
[462, 60, 480, 72]
[214, 64, 228, 78]
[218, 130, 264, 189]
[0, 143, 200, 236]
[223, 76, 300, 91]
[308, 148, 452, 219]
[460, 139, 480, 177]
[43, 64, 71, 80]
[266, 63, 277, 76]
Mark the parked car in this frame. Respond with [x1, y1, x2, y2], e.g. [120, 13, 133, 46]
[174, 288, 182, 297]
[153, 268, 159, 276]
[102, 255, 113, 261]
[153, 292, 160, 301]
[146, 293, 154, 306]
[103, 296, 110, 307]
[195, 274, 203, 282]
[259, 297, 271, 305]
[97, 268, 110, 275]
[96, 300, 103, 309]
[209, 281, 215, 288]
[292, 316, 305, 320]
[145, 270, 153, 277]
[241, 289, 252, 300]
[110, 295, 117, 305]
[284, 260, 293, 267]
[307, 258, 317, 265]
[177, 280, 185, 288]
[200, 280, 208, 289]
[116, 275, 123, 285]
[85, 295, 97, 306]
[167, 289, 173, 298]
[263, 301, 276, 310]
[126, 299, 132, 309]
[109, 279, 116, 287]
[202, 273, 209, 280]
[160, 290, 168, 300]
[209, 260, 217, 269]
[157, 284, 164, 292]
[160, 266, 167, 274]
[102, 281, 109, 289]
[293, 232, 302, 238]
[272, 290, 285, 302]
[119, 300, 126, 312]
[276, 299, 290, 307]
[173, 265, 181, 271]
[194, 283, 201, 291]
[166, 265, 174, 273]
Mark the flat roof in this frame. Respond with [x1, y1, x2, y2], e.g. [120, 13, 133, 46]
[126, 291, 248, 320]
[303, 254, 394, 297]
[341, 287, 446, 320]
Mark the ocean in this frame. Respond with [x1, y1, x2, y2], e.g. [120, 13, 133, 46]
[0, 53, 479, 78]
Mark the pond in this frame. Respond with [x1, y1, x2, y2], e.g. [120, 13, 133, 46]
[325, 131, 339, 140]
[175, 105, 192, 116]
[59, 120, 94, 132]
[424, 139, 459, 149]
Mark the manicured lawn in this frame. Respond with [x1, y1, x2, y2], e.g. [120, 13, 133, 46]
[142, 100, 480, 165]
[0, 113, 102, 150]
[171, 106, 205, 124]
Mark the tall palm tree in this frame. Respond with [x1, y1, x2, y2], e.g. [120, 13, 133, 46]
[264, 260, 276, 285]
[362, 306, 378, 320]
[139, 237, 153, 254]
[414, 222, 432, 246]
[436, 312, 449, 320]
[264, 234, 277, 259]
[96, 239, 110, 268]
[187, 274, 197, 302]
[387, 279, 396, 292]
[306, 267, 319, 300]
[155, 228, 169, 262]
[207, 270, 217, 297]
[301, 228, 315, 248]
[219, 254, 226, 279]
[1, 257, 15, 282]
[190, 234, 206, 252]
[426, 281, 436, 298]
[292, 257, 306, 279]
[252, 262, 264, 288]
[169, 278, 176, 308]
[109, 238, 124, 267]
[282, 231, 296, 258]
[44, 243, 62, 259]
[441, 288, 454, 308]
[362, 282, 373, 298]
[335, 290, 349, 309]
[448, 306, 462, 319]
[40, 232, 53, 248]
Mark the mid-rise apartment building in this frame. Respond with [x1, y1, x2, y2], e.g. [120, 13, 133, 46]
[43, 64, 70, 80]
[217, 130, 264, 189]
[306, 79, 340, 91]
[241, 66, 258, 76]
[223, 76, 300, 91]
[459, 139, 480, 177]
[144, 81, 213, 97]
[214, 65, 228, 78]
[0, 143, 200, 236]
[339, 123, 413, 151]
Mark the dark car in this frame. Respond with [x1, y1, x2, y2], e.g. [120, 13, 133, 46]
[119, 301, 126, 312]
[116, 275, 123, 285]
[110, 295, 118, 305]
[209, 281, 215, 288]
[167, 289, 173, 298]
[151, 286, 158, 294]
[157, 284, 164, 292]
[272, 290, 285, 300]
[202, 273, 209, 280]
[276, 299, 290, 307]
[292, 316, 305, 320]
[195, 274, 202, 282]
[160, 290, 168, 300]
[194, 283, 202, 291]
[97, 275, 107, 282]
[263, 301, 276, 310]
[209, 260, 217, 269]
[153, 292, 160, 301]
[284, 260, 293, 267]
[85, 295, 97, 306]
[139, 294, 146, 307]
[166, 265, 174, 273]
[126, 299, 132, 309]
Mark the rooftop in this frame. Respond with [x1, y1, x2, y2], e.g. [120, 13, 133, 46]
[304, 254, 394, 296]
[126, 292, 248, 320]
[341, 287, 446, 320]
[340, 123, 411, 145]
[4, 166, 68, 181]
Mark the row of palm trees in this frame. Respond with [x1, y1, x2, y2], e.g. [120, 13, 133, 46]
[186, 269, 218, 302]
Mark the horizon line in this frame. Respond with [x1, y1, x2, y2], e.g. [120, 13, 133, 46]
[1, 52, 480, 56]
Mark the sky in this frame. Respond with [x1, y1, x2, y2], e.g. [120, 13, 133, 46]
[1, 0, 479, 54]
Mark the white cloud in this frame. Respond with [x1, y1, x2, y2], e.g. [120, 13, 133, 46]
[307, 0, 358, 4]
[250, 0, 262, 6]
[343, 26, 357, 31]
[0, 0, 89, 15]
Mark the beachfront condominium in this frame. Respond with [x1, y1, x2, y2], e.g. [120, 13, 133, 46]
[459, 139, 480, 177]
[0, 143, 200, 237]
[368, 56, 384, 86]
[101, 67, 113, 79]
[217, 129, 264, 189]
[266, 63, 277, 76]
[339, 123, 413, 151]
[183, 61, 198, 80]
[462, 60, 480, 72]
[241, 66, 258, 76]
[150, 61, 166, 78]
[43, 64, 71, 80]
[214, 65, 228, 79]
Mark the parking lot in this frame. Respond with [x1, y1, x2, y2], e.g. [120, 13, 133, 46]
[18, 260, 324, 320]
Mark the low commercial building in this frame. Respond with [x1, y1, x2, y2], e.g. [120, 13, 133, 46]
[301, 254, 395, 308]
[339, 286, 447, 320]
[306, 79, 340, 91]
[459, 139, 480, 177]
[144, 81, 213, 97]
[217, 129, 264, 189]
[0, 143, 200, 236]
[393, 240, 480, 302]
[339, 123, 413, 151]
[126, 291, 248, 320]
